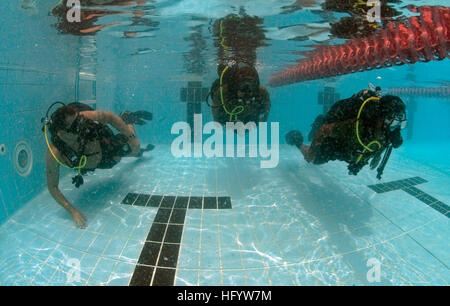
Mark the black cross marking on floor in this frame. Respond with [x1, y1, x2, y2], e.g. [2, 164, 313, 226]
[120, 193, 232, 286]
[367, 177, 449, 218]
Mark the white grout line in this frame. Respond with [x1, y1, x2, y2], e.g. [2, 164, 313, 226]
[149, 197, 176, 286]
[173, 183, 194, 285]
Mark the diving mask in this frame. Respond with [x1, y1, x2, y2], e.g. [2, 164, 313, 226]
[237, 81, 258, 105]
[237, 96, 257, 105]
[65, 113, 84, 134]
[385, 112, 407, 131]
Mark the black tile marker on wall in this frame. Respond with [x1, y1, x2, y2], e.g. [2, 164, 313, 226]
[318, 86, 340, 114]
[121, 194, 232, 286]
[368, 177, 449, 218]
[180, 81, 209, 143]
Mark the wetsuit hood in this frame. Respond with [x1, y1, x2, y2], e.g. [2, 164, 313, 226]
[379, 95, 406, 118]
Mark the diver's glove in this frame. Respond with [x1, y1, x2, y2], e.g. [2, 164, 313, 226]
[389, 128, 403, 148]
[120, 111, 153, 125]
[348, 162, 364, 176]
[72, 174, 84, 188]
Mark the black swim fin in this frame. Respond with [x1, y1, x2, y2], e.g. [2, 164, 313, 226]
[120, 111, 153, 125]
[376, 145, 393, 180]
[370, 149, 383, 170]
[134, 111, 153, 121]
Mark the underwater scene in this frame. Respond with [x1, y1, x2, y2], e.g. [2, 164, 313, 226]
[0, 0, 449, 286]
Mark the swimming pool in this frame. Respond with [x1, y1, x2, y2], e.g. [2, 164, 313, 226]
[0, 0, 448, 286]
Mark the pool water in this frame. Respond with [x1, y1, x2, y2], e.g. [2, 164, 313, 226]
[0, 0, 449, 286]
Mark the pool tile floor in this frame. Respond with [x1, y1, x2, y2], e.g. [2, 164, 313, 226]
[0, 144, 448, 285]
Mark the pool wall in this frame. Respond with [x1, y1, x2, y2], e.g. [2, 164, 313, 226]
[0, 2, 80, 225]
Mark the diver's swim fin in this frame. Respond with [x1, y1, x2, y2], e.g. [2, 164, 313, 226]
[370, 149, 383, 170]
[285, 130, 303, 148]
[120, 110, 153, 125]
[376, 144, 393, 180]
[134, 111, 152, 121]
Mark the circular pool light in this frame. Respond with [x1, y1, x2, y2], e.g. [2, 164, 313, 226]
[14, 141, 33, 177]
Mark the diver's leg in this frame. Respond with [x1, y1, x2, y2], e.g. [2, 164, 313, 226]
[285, 130, 324, 164]
[300, 144, 314, 163]
[286, 130, 313, 162]
[308, 114, 325, 141]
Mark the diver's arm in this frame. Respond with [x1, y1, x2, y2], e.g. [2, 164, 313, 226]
[82, 110, 132, 135]
[46, 147, 86, 228]
[84, 110, 141, 155]
[105, 112, 141, 155]
[46, 148, 72, 212]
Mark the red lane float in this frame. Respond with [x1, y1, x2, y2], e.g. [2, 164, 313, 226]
[387, 87, 450, 98]
[269, 6, 450, 87]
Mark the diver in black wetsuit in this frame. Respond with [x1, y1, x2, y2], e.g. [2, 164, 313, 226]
[208, 12, 271, 126]
[286, 88, 406, 177]
[42, 102, 154, 228]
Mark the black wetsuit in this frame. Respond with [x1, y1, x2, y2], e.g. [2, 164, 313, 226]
[307, 90, 403, 174]
[52, 103, 131, 173]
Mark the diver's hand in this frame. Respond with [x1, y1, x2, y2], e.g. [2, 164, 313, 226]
[348, 162, 363, 176]
[71, 209, 86, 229]
[389, 128, 403, 148]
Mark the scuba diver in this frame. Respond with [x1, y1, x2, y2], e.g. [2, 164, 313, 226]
[208, 12, 271, 126]
[209, 62, 271, 125]
[286, 87, 406, 177]
[42, 102, 154, 228]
